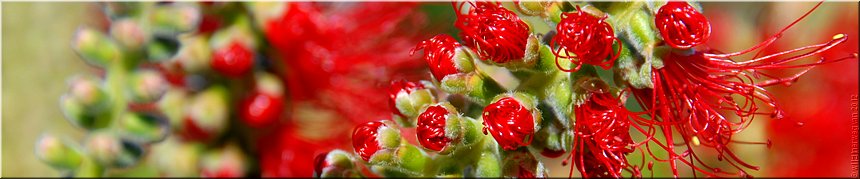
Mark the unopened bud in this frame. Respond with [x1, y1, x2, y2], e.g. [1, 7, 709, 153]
[110, 18, 148, 50]
[84, 131, 143, 168]
[72, 26, 122, 67]
[127, 69, 168, 104]
[35, 134, 85, 170]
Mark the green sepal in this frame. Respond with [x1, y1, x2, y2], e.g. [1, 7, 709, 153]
[118, 112, 170, 144]
[35, 134, 86, 171]
[393, 87, 436, 127]
[440, 72, 505, 106]
[84, 131, 144, 169]
[148, 3, 200, 35]
[72, 26, 123, 68]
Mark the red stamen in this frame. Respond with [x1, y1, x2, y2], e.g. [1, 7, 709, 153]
[454, 1, 530, 64]
[655, 1, 711, 49]
[416, 105, 453, 151]
[352, 121, 386, 161]
[552, 6, 621, 72]
[482, 97, 535, 151]
[412, 34, 461, 81]
[631, 1, 857, 177]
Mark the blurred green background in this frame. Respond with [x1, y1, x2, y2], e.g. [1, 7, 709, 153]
[2, 2, 857, 177]
[2, 2, 95, 177]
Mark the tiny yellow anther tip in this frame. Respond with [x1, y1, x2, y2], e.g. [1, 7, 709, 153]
[833, 34, 846, 40]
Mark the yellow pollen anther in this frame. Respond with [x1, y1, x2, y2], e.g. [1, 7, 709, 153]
[692, 136, 701, 146]
[833, 34, 845, 40]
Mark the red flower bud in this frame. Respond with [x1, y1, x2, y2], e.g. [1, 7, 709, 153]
[551, 6, 621, 72]
[388, 80, 426, 119]
[454, 2, 530, 64]
[313, 152, 329, 178]
[416, 105, 452, 151]
[412, 34, 461, 81]
[352, 121, 386, 161]
[239, 91, 284, 127]
[655, 2, 711, 49]
[211, 41, 253, 77]
[482, 97, 535, 151]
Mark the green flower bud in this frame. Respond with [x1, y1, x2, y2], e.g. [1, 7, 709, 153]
[60, 76, 112, 130]
[315, 150, 360, 178]
[118, 112, 170, 144]
[474, 148, 502, 177]
[149, 3, 200, 35]
[156, 88, 188, 130]
[84, 131, 143, 168]
[109, 18, 148, 50]
[127, 69, 168, 104]
[175, 35, 213, 73]
[390, 80, 436, 127]
[515, 1, 550, 16]
[72, 26, 123, 68]
[244, 2, 288, 33]
[182, 85, 230, 140]
[151, 138, 203, 177]
[210, 14, 257, 51]
[146, 35, 181, 61]
[440, 72, 505, 106]
[199, 144, 247, 177]
[34, 134, 86, 170]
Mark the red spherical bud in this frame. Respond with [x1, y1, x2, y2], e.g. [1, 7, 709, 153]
[655, 2, 711, 49]
[313, 152, 329, 178]
[416, 105, 452, 151]
[211, 41, 254, 77]
[412, 34, 461, 81]
[482, 97, 535, 150]
[454, 2, 530, 64]
[551, 6, 621, 72]
[239, 91, 284, 127]
[352, 121, 386, 161]
[388, 80, 426, 119]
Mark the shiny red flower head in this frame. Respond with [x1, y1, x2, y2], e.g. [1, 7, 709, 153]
[552, 6, 621, 72]
[572, 92, 635, 178]
[412, 34, 461, 81]
[211, 41, 254, 77]
[388, 80, 426, 119]
[482, 97, 535, 151]
[352, 121, 386, 161]
[416, 105, 453, 151]
[239, 91, 284, 127]
[454, 2, 530, 64]
[313, 152, 329, 178]
[655, 2, 711, 49]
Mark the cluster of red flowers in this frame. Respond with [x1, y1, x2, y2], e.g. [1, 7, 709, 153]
[260, 2, 431, 177]
[319, 1, 856, 178]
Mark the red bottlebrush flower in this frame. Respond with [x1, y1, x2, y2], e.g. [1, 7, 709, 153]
[551, 6, 621, 72]
[630, 2, 856, 177]
[416, 105, 452, 151]
[262, 3, 431, 177]
[313, 152, 329, 178]
[412, 34, 461, 81]
[571, 92, 636, 178]
[258, 124, 343, 177]
[482, 97, 535, 151]
[239, 91, 284, 127]
[388, 80, 426, 119]
[352, 121, 386, 161]
[655, 2, 711, 49]
[454, 1, 530, 64]
[210, 41, 253, 77]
